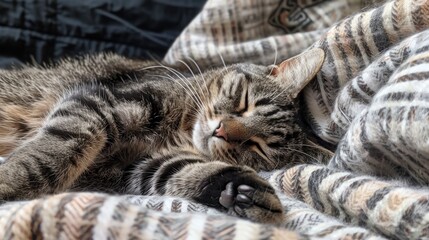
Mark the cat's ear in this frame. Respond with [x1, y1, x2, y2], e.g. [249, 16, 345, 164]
[271, 48, 325, 98]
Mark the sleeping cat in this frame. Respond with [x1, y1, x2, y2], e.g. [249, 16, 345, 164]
[0, 48, 324, 223]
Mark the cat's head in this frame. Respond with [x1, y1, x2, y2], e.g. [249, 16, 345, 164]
[192, 48, 324, 171]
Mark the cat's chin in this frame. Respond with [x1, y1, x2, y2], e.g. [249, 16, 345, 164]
[192, 120, 210, 154]
[207, 137, 231, 154]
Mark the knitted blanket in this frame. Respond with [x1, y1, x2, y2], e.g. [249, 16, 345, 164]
[2, 0, 429, 239]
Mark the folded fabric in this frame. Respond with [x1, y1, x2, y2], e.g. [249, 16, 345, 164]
[305, 0, 429, 144]
[4, 163, 427, 239]
[164, 0, 371, 69]
[330, 33, 429, 185]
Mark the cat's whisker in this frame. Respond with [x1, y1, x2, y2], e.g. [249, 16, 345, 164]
[145, 51, 162, 63]
[270, 88, 288, 103]
[157, 65, 204, 106]
[272, 156, 282, 169]
[261, 155, 277, 169]
[146, 73, 202, 113]
[215, 47, 228, 72]
[283, 147, 321, 163]
[138, 65, 167, 72]
[139, 64, 202, 106]
[238, 137, 253, 147]
[184, 78, 209, 115]
[213, 144, 237, 165]
[266, 43, 279, 78]
[163, 66, 207, 111]
[176, 59, 211, 109]
[186, 57, 211, 100]
[273, 43, 278, 65]
[142, 65, 205, 111]
[265, 48, 291, 105]
[285, 143, 334, 158]
[177, 60, 198, 80]
[0, 119, 30, 124]
[227, 150, 239, 165]
[222, 149, 238, 165]
[286, 143, 333, 152]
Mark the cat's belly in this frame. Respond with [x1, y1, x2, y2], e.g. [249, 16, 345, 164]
[69, 138, 195, 193]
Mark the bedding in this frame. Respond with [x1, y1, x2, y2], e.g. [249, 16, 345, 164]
[1, 0, 429, 239]
[0, 0, 206, 68]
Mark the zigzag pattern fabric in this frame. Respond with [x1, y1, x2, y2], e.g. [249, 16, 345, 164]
[0, 193, 303, 240]
[276, 165, 429, 239]
[4, 164, 429, 239]
[3, 164, 428, 239]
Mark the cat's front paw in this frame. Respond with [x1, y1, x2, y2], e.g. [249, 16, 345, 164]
[218, 180, 284, 224]
[189, 165, 284, 223]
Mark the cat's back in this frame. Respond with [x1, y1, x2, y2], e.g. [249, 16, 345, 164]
[0, 53, 165, 155]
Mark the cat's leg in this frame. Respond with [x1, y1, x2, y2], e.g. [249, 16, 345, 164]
[128, 152, 284, 224]
[0, 85, 119, 200]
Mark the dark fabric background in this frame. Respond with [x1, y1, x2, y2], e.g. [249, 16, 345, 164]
[0, 0, 206, 68]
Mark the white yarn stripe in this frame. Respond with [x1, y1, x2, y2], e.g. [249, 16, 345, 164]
[92, 197, 121, 239]
[185, 214, 207, 240]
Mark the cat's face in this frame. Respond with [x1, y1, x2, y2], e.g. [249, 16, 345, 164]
[192, 49, 325, 171]
[193, 64, 302, 170]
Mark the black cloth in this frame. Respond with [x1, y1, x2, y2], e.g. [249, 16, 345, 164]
[0, 0, 206, 68]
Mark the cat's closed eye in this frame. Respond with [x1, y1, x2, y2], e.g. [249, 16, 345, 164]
[234, 88, 248, 115]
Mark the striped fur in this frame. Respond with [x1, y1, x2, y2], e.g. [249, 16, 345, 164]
[0, 49, 324, 223]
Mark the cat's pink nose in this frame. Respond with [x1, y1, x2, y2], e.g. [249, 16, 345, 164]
[213, 122, 228, 141]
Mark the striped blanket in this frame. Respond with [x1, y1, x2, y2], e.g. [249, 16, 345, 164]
[2, 0, 429, 239]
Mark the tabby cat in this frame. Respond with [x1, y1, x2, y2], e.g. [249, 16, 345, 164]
[0, 48, 324, 223]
